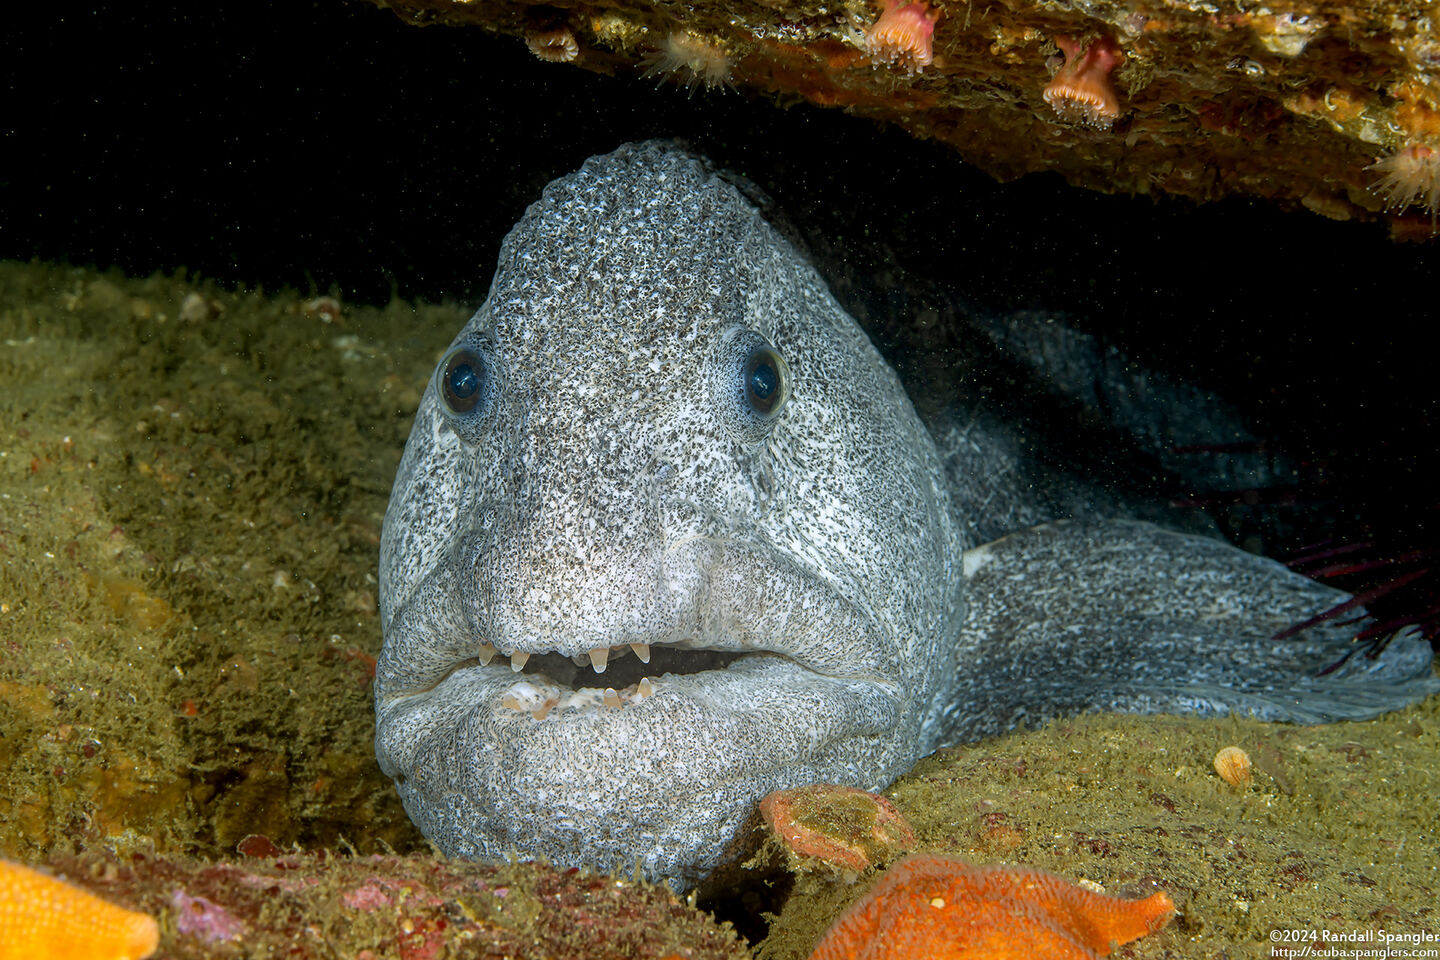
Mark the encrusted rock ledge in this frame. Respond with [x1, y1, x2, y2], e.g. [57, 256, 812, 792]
[365, 0, 1440, 233]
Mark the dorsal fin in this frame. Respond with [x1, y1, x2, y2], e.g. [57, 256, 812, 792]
[943, 519, 1440, 742]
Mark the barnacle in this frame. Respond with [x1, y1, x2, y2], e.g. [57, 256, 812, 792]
[1043, 34, 1124, 130]
[866, 0, 939, 75]
[526, 25, 579, 63]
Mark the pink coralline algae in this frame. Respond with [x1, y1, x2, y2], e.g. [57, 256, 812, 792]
[1043, 34, 1125, 129]
[170, 890, 245, 944]
[866, 0, 940, 75]
[341, 880, 398, 912]
[34, 851, 750, 960]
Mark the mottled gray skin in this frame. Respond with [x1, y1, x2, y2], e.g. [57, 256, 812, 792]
[376, 142, 1439, 887]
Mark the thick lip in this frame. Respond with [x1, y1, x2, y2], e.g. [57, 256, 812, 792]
[372, 647, 908, 885]
[373, 648, 905, 790]
[377, 625, 871, 722]
[374, 539, 909, 792]
[376, 548, 902, 706]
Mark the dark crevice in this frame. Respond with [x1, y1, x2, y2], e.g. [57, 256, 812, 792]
[519, 646, 745, 689]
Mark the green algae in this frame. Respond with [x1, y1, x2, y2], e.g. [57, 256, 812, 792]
[3, 258, 1438, 959]
[0, 258, 461, 861]
[756, 701, 1440, 958]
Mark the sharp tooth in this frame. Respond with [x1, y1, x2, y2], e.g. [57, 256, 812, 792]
[603, 687, 621, 708]
[637, 677, 654, 699]
[477, 644, 496, 666]
[570, 653, 590, 667]
[629, 643, 651, 663]
[588, 647, 609, 673]
[510, 651, 530, 673]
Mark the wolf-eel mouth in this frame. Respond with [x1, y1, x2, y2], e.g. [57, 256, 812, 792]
[445, 641, 753, 720]
[377, 625, 906, 805]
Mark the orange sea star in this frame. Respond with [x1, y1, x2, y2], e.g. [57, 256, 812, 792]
[808, 853, 1174, 960]
[0, 858, 159, 960]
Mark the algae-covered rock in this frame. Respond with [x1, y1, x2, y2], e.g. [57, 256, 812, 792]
[43, 849, 750, 959]
[755, 706, 1440, 958]
[362, 0, 1440, 232]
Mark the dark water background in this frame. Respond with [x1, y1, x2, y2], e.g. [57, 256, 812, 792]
[5, 0, 1438, 632]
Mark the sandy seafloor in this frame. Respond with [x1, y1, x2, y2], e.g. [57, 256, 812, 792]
[1, 257, 1436, 958]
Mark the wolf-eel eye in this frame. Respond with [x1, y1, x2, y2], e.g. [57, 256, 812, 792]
[744, 345, 788, 417]
[440, 349, 486, 414]
[711, 327, 790, 445]
[433, 344, 498, 444]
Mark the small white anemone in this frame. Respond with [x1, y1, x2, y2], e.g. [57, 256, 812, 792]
[1367, 143, 1440, 221]
[641, 31, 734, 95]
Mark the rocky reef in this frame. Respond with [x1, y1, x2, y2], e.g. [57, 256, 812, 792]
[364, 0, 1440, 232]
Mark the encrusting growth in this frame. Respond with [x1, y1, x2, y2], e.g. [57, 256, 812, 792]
[760, 784, 916, 871]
